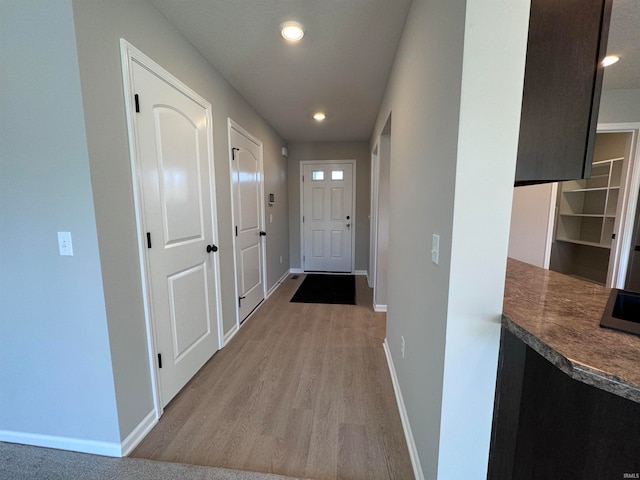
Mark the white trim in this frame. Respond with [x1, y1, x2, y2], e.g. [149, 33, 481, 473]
[120, 409, 157, 456]
[223, 324, 240, 346]
[300, 159, 357, 273]
[383, 339, 424, 480]
[543, 182, 558, 269]
[290, 268, 304, 274]
[267, 269, 291, 298]
[369, 144, 380, 289]
[227, 118, 268, 329]
[119, 39, 224, 415]
[0, 430, 122, 457]
[355, 269, 368, 276]
[374, 304, 388, 313]
[597, 123, 640, 288]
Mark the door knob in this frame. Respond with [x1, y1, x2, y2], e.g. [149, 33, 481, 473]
[259, 231, 267, 236]
[346, 223, 351, 227]
[206, 244, 218, 253]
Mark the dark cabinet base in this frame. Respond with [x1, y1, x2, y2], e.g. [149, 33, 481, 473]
[488, 328, 640, 479]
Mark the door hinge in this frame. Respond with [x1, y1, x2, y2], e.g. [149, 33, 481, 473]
[134, 94, 140, 113]
[302, 216, 305, 223]
[232, 147, 239, 160]
[239, 295, 246, 308]
[302, 175, 304, 182]
[146, 232, 152, 248]
[157, 353, 162, 369]
[235, 226, 238, 237]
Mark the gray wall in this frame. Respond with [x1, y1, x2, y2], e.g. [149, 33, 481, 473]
[0, 0, 120, 444]
[599, 88, 640, 123]
[288, 142, 370, 272]
[72, 0, 289, 439]
[0, 0, 289, 449]
[370, 0, 530, 477]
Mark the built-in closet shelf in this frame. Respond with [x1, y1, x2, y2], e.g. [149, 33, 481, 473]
[549, 131, 633, 287]
[564, 187, 608, 193]
[593, 156, 625, 165]
[556, 238, 611, 249]
[555, 146, 623, 249]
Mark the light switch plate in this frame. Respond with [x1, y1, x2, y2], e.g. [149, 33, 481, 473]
[58, 232, 73, 256]
[431, 234, 439, 265]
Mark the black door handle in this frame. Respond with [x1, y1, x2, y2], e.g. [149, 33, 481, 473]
[206, 244, 218, 253]
[259, 231, 267, 236]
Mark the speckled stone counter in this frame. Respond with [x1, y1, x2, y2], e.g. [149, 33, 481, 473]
[503, 258, 640, 404]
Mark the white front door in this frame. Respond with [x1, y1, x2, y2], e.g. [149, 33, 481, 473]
[229, 122, 266, 322]
[131, 60, 221, 407]
[302, 162, 355, 272]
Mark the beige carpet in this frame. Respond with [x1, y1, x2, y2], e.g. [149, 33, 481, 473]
[0, 442, 311, 480]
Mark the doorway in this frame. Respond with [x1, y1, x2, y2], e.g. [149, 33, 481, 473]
[300, 160, 355, 272]
[228, 120, 267, 324]
[370, 116, 391, 311]
[549, 127, 640, 287]
[121, 41, 223, 411]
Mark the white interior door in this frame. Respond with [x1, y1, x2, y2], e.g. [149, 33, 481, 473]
[229, 123, 266, 322]
[131, 60, 220, 407]
[302, 162, 354, 272]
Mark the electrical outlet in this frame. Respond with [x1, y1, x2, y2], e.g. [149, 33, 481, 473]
[401, 336, 405, 358]
[57, 232, 73, 256]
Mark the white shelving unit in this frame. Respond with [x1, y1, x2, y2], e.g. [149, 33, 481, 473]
[556, 156, 624, 249]
[550, 131, 634, 286]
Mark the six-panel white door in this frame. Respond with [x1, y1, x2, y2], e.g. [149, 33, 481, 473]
[132, 61, 220, 407]
[302, 162, 354, 272]
[230, 125, 266, 322]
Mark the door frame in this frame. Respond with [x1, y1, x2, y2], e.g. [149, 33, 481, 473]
[369, 144, 380, 289]
[597, 122, 640, 288]
[299, 159, 356, 273]
[120, 39, 224, 418]
[227, 118, 267, 337]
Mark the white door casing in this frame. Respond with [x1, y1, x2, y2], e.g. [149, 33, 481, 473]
[121, 41, 222, 411]
[228, 120, 267, 323]
[301, 161, 355, 272]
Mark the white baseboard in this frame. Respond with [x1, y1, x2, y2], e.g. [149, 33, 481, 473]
[0, 429, 122, 457]
[383, 338, 425, 480]
[374, 304, 387, 313]
[120, 409, 157, 456]
[1, 408, 158, 458]
[355, 269, 368, 276]
[267, 269, 290, 299]
[223, 324, 239, 347]
[289, 268, 304, 274]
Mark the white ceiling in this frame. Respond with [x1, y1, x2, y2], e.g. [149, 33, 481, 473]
[149, 0, 638, 143]
[603, 0, 640, 91]
[149, 0, 412, 142]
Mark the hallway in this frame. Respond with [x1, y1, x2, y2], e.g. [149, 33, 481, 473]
[131, 275, 413, 480]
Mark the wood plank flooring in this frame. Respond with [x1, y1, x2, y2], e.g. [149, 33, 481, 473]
[131, 275, 414, 480]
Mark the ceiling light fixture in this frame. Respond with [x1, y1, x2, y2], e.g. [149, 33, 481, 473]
[281, 21, 304, 42]
[602, 55, 620, 67]
[313, 112, 326, 121]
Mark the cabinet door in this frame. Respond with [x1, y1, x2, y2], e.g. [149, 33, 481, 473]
[514, 0, 612, 185]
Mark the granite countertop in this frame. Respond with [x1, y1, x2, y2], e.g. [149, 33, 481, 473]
[503, 258, 640, 404]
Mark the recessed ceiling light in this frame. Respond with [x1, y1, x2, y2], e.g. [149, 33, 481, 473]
[281, 21, 304, 42]
[313, 112, 326, 121]
[602, 55, 620, 67]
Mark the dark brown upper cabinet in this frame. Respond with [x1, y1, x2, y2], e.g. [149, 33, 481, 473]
[514, 0, 612, 186]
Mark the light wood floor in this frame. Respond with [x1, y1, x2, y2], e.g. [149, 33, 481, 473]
[131, 275, 414, 480]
